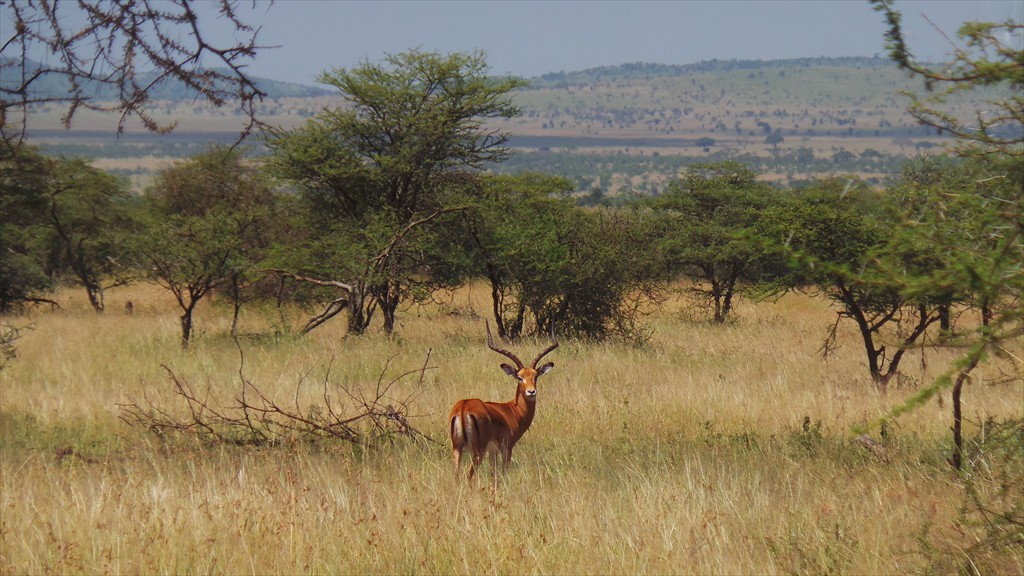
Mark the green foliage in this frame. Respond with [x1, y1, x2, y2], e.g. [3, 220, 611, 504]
[881, 157, 1018, 318]
[915, 418, 1024, 574]
[755, 177, 954, 388]
[0, 139, 135, 312]
[268, 49, 525, 221]
[459, 174, 659, 342]
[265, 50, 527, 335]
[773, 180, 887, 279]
[859, 158, 1022, 428]
[149, 148, 273, 217]
[868, 5, 1023, 479]
[871, 0, 1023, 158]
[137, 146, 275, 347]
[649, 162, 781, 322]
[0, 141, 53, 311]
[44, 158, 135, 311]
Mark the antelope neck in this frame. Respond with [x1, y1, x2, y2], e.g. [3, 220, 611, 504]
[512, 387, 536, 418]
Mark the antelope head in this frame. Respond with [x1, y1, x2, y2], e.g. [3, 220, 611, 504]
[487, 322, 558, 402]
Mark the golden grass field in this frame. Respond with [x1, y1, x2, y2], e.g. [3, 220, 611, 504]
[1, 282, 1020, 574]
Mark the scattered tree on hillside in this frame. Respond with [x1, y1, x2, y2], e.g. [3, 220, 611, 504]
[694, 137, 716, 150]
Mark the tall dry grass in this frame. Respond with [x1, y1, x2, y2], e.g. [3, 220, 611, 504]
[1, 283, 1020, 574]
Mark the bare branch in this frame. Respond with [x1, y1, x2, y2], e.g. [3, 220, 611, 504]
[117, 350, 439, 447]
[1, 0, 273, 143]
[370, 206, 469, 271]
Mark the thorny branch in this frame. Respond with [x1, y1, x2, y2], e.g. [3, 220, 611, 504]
[118, 348, 438, 446]
[1, 0, 272, 142]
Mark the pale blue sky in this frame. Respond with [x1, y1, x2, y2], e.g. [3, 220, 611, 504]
[229, 0, 1023, 84]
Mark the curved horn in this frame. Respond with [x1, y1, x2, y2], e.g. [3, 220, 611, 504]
[531, 325, 559, 367]
[486, 321, 523, 369]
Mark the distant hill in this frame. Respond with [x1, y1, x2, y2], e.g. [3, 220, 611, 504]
[24, 56, 1021, 194]
[501, 55, 1018, 144]
[529, 56, 895, 87]
[0, 58, 334, 101]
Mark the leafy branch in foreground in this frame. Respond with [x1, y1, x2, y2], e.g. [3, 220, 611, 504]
[871, 0, 1023, 158]
[118, 349, 437, 446]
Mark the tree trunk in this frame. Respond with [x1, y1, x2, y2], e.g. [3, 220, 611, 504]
[229, 275, 242, 337]
[381, 291, 400, 336]
[180, 306, 195, 349]
[938, 301, 951, 333]
[951, 372, 965, 470]
[511, 301, 526, 341]
[86, 284, 105, 313]
[486, 263, 508, 339]
[347, 295, 366, 336]
[711, 281, 725, 324]
[718, 266, 741, 324]
[950, 318, 987, 470]
[950, 356, 981, 470]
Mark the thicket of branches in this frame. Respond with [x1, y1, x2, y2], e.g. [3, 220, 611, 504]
[1, 0, 268, 141]
[119, 346, 436, 447]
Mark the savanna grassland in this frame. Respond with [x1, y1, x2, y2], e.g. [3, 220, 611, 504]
[1, 282, 1020, 574]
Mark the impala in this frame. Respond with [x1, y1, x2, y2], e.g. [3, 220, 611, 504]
[448, 322, 558, 483]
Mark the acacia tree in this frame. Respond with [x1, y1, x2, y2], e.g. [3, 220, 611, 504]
[137, 147, 274, 348]
[866, 5, 1022, 568]
[265, 50, 525, 336]
[44, 159, 135, 312]
[458, 174, 574, 339]
[456, 173, 661, 342]
[0, 141, 53, 311]
[0, 141, 135, 311]
[1, 0, 268, 140]
[761, 179, 946, 392]
[650, 162, 779, 323]
[882, 156, 988, 331]
[870, 0, 1022, 474]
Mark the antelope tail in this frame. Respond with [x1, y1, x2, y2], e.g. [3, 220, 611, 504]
[449, 410, 478, 453]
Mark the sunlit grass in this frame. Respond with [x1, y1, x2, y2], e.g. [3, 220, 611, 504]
[1, 283, 1019, 574]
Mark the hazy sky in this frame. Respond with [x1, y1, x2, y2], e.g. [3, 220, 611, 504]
[227, 0, 1022, 85]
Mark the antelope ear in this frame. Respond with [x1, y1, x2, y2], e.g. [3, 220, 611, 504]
[500, 363, 518, 377]
[537, 362, 554, 376]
